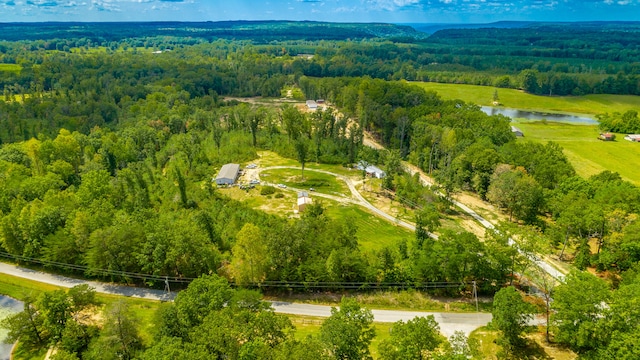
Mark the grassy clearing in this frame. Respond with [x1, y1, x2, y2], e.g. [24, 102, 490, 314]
[327, 204, 413, 251]
[413, 82, 639, 115]
[260, 168, 351, 196]
[514, 121, 640, 184]
[0, 63, 21, 74]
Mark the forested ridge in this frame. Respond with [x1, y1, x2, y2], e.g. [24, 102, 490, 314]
[1, 21, 640, 359]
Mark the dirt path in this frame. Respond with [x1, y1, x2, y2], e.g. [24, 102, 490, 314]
[257, 166, 434, 237]
[362, 131, 567, 280]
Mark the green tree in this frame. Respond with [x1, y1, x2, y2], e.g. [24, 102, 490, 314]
[492, 286, 534, 350]
[295, 138, 309, 179]
[85, 301, 142, 360]
[320, 297, 375, 360]
[378, 316, 443, 360]
[1, 295, 45, 348]
[231, 223, 269, 285]
[552, 271, 610, 354]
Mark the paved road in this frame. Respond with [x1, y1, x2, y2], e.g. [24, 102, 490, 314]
[0, 262, 490, 336]
[0, 262, 175, 301]
[271, 301, 491, 337]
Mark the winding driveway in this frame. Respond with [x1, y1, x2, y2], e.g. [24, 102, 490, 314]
[0, 262, 489, 336]
[257, 166, 438, 239]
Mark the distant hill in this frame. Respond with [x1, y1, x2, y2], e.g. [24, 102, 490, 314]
[405, 21, 535, 34]
[0, 21, 427, 42]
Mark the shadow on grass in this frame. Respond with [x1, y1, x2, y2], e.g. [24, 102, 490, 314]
[501, 339, 554, 360]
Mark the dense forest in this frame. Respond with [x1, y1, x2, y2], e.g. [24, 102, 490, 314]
[1, 21, 640, 359]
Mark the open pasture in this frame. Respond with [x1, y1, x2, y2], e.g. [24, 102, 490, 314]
[414, 82, 639, 115]
[515, 121, 640, 184]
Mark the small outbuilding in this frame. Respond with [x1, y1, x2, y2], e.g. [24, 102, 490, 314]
[511, 126, 524, 137]
[598, 133, 615, 141]
[215, 163, 240, 185]
[624, 134, 640, 142]
[306, 100, 318, 110]
[297, 191, 313, 212]
[357, 161, 386, 179]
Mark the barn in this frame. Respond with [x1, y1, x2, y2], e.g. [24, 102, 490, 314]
[215, 164, 240, 185]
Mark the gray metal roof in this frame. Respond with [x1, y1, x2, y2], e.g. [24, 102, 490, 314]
[216, 163, 240, 181]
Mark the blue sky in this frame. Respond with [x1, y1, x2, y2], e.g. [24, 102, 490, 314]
[1, 0, 639, 23]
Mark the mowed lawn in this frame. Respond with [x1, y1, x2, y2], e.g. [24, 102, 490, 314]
[261, 168, 351, 196]
[413, 82, 640, 115]
[326, 205, 413, 251]
[514, 121, 640, 184]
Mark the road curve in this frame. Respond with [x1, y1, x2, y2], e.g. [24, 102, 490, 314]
[0, 262, 489, 336]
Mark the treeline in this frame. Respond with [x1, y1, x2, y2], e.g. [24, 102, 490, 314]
[2, 21, 640, 104]
[597, 110, 640, 133]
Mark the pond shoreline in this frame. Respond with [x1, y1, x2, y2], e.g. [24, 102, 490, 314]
[481, 106, 598, 125]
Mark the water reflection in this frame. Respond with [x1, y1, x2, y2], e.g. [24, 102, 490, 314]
[0, 296, 23, 360]
[481, 106, 597, 125]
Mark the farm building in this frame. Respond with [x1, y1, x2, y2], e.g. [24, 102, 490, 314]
[306, 100, 318, 110]
[624, 134, 640, 142]
[316, 99, 325, 104]
[511, 126, 524, 137]
[599, 133, 615, 141]
[297, 191, 313, 212]
[357, 161, 386, 179]
[215, 163, 240, 185]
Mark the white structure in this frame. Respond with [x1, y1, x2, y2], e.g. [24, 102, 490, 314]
[297, 191, 313, 212]
[624, 134, 640, 142]
[215, 164, 240, 185]
[357, 161, 386, 179]
[306, 100, 318, 110]
[511, 126, 524, 137]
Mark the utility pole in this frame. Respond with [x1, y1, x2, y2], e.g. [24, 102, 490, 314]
[164, 276, 170, 294]
[472, 280, 479, 312]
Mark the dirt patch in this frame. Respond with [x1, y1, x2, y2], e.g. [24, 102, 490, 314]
[454, 191, 508, 224]
[527, 331, 577, 360]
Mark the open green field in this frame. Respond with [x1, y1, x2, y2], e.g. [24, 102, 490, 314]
[326, 205, 413, 251]
[0, 64, 21, 74]
[514, 121, 640, 184]
[413, 82, 640, 115]
[260, 168, 351, 196]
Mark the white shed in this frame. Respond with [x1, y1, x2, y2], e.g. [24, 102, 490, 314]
[357, 161, 386, 179]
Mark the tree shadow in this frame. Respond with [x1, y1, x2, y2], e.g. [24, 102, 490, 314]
[500, 339, 553, 360]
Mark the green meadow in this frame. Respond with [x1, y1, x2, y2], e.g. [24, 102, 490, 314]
[514, 121, 640, 184]
[326, 205, 413, 251]
[413, 82, 639, 115]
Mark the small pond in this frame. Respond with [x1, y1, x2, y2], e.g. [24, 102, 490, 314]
[481, 106, 598, 125]
[0, 296, 23, 360]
